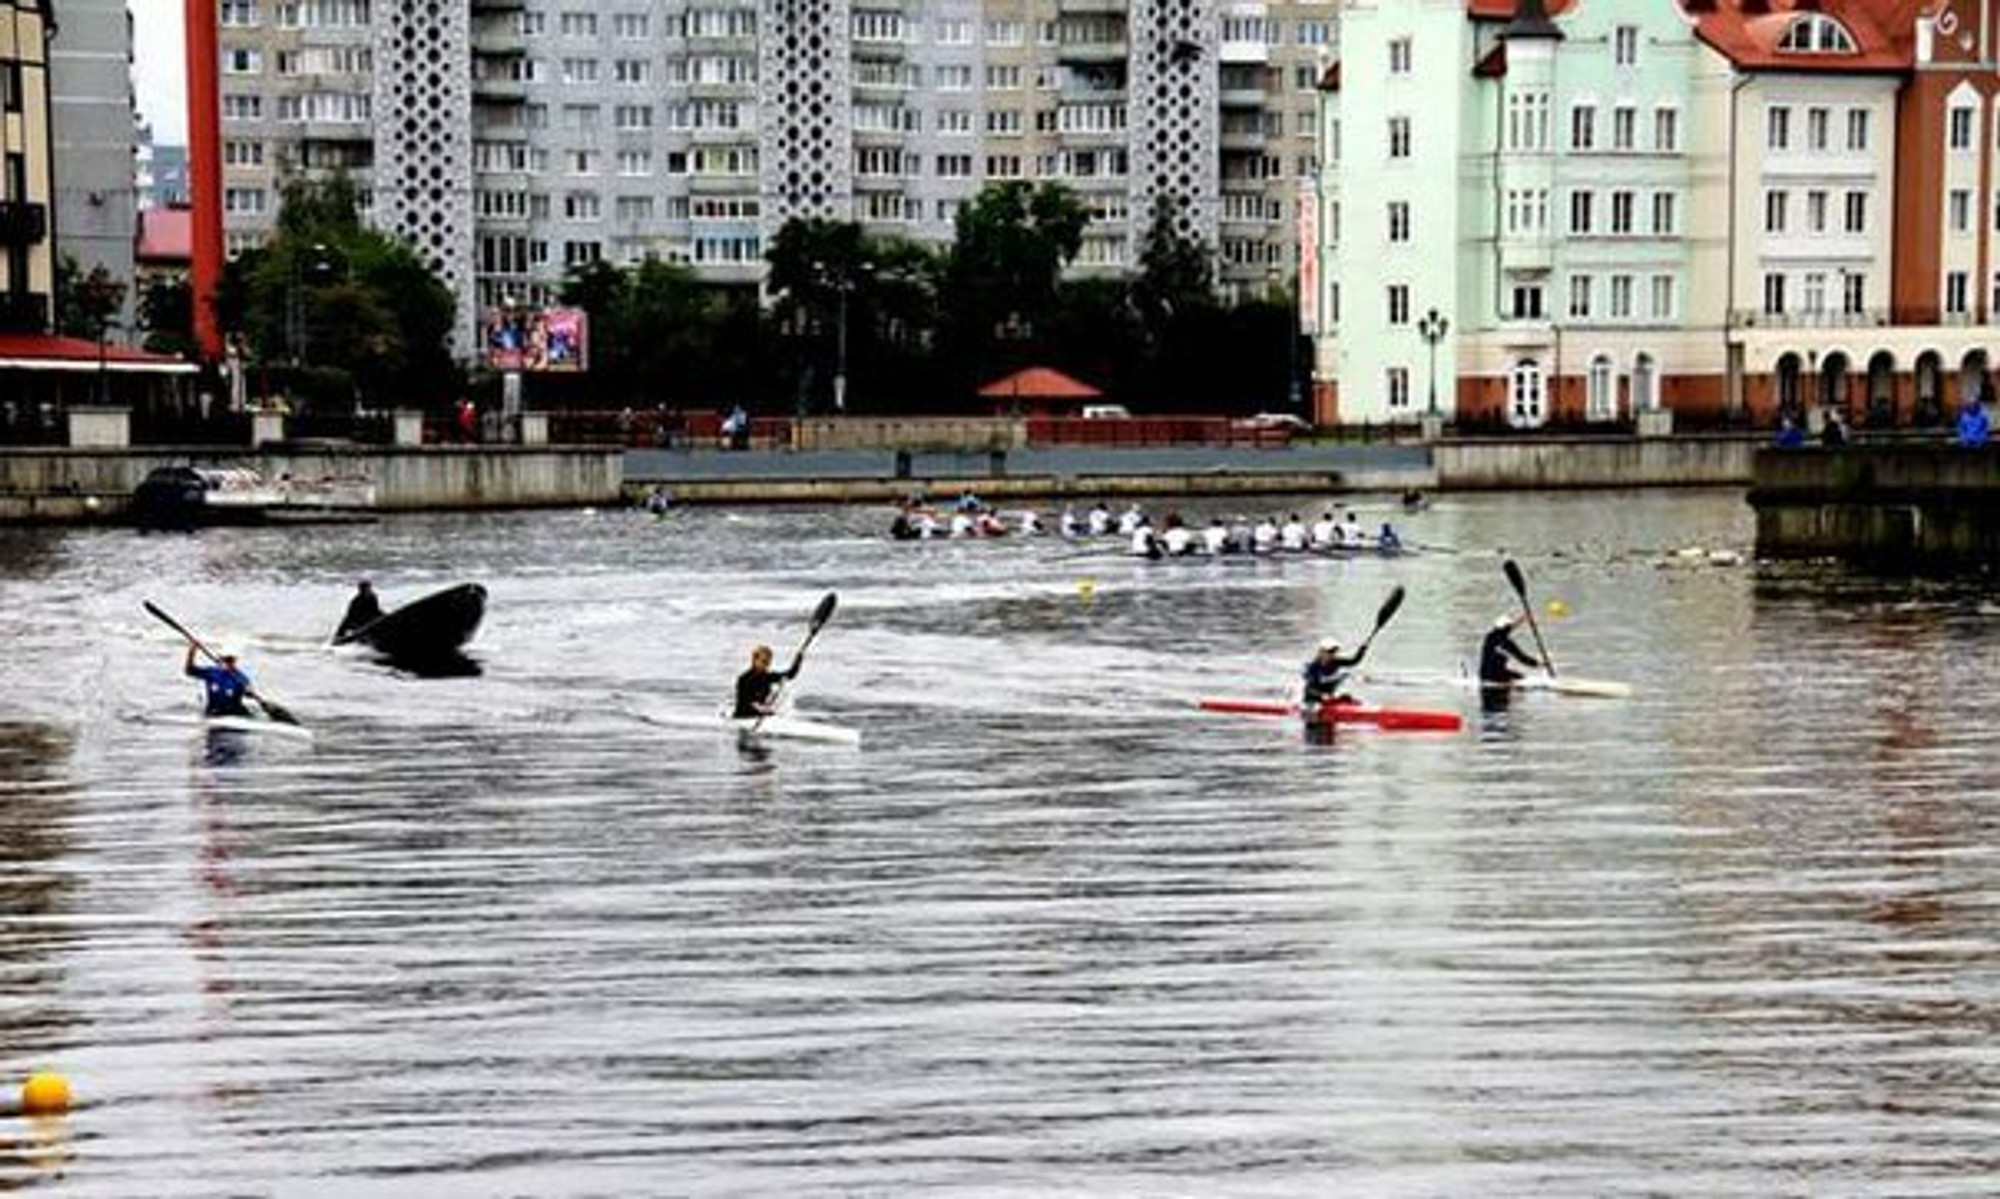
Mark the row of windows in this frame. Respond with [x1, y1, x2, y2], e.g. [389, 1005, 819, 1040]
[220, 1, 369, 29]
[1350, 277, 1679, 331]
[504, 11, 1335, 48]
[1383, 24, 1650, 80]
[1766, 105, 1874, 153]
[1764, 188, 1871, 235]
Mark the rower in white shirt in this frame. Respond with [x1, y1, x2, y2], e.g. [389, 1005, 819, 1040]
[1280, 514, 1309, 552]
[1253, 517, 1280, 554]
[1202, 519, 1230, 555]
[1310, 512, 1338, 548]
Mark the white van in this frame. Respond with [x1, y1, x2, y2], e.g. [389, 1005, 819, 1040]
[1080, 404, 1132, 420]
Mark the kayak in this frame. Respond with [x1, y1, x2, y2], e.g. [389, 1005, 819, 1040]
[731, 713, 862, 747]
[205, 713, 315, 742]
[335, 582, 487, 662]
[633, 705, 861, 747]
[1365, 669, 1633, 699]
[1199, 697, 1463, 732]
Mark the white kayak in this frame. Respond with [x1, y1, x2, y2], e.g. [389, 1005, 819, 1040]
[203, 713, 317, 741]
[1365, 669, 1633, 699]
[730, 713, 862, 747]
[635, 706, 862, 747]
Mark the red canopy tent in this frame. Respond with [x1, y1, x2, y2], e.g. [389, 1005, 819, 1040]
[977, 366, 1101, 418]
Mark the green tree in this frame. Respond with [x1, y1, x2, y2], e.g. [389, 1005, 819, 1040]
[1133, 196, 1216, 328]
[218, 177, 457, 412]
[764, 217, 942, 414]
[557, 256, 770, 412]
[941, 181, 1088, 388]
[54, 255, 127, 340]
[135, 275, 196, 357]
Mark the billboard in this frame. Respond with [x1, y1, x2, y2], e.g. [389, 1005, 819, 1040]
[484, 306, 588, 372]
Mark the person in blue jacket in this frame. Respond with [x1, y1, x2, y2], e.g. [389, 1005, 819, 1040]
[1956, 398, 1990, 447]
[185, 645, 252, 717]
[1773, 415, 1806, 448]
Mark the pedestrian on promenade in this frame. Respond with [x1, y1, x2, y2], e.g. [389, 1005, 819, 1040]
[1956, 398, 1989, 447]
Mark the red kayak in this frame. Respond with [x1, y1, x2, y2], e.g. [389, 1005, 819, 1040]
[1199, 697, 1463, 732]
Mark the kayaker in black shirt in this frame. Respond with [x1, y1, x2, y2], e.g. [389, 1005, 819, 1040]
[733, 644, 798, 718]
[1479, 614, 1544, 688]
[334, 580, 382, 641]
[1302, 639, 1364, 708]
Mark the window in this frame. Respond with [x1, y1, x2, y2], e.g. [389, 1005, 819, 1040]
[985, 18, 1023, 44]
[563, 192, 601, 221]
[1845, 273, 1866, 314]
[936, 65, 972, 91]
[561, 58, 598, 84]
[1614, 25, 1639, 66]
[1803, 108, 1831, 153]
[1654, 106, 1679, 152]
[1844, 190, 1867, 233]
[1610, 190, 1634, 235]
[1386, 367, 1411, 410]
[1388, 37, 1412, 75]
[1387, 284, 1410, 325]
[1570, 190, 1594, 235]
[1763, 272, 1786, 314]
[1806, 190, 1827, 233]
[614, 104, 652, 131]
[936, 153, 973, 177]
[1951, 188, 1973, 233]
[222, 94, 263, 121]
[1511, 283, 1544, 320]
[1509, 360, 1545, 426]
[1847, 108, 1869, 151]
[985, 65, 1022, 90]
[223, 139, 264, 166]
[1572, 104, 1596, 151]
[1946, 270, 1969, 315]
[1612, 106, 1636, 151]
[613, 13, 648, 38]
[223, 48, 262, 74]
[1950, 107, 1975, 151]
[937, 18, 972, 44]
[613, 149, 652, 176]
[937, 110, 972, 136]
[1651, 192, 1677, 235]
[1388, 201, 1410, 243]
[559, 11, 598, 37]
[223, 186, 266, 214]
[1568, 274, 1593, 319]
[1767, 106, 1790, 150]
[1609, 274, 1632, 318]
[221, 1, 259, 26]
[1388, 116, 1411, 159]
[1803, 272, 1826, 312]
[613, 59, 651, 85]
[1766, 190, 1788, 234]
[1777, 13, 1857, 53]
[985, 109, 1022, 135]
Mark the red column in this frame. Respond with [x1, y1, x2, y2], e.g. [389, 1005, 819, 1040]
[185, 0, 223, 361]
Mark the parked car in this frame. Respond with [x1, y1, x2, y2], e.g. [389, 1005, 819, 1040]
[1080, 404, 1133, 420]
[1233, 412, 1312, 432]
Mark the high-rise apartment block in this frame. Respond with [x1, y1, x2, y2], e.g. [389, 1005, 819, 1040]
[0, 0, 54, 333]
[211, 0, 1336, 351]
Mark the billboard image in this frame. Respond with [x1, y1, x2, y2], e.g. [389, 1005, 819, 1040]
[485, 307, 588, 372]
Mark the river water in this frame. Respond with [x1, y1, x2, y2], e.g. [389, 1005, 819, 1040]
[0, 490, 1994, 1196]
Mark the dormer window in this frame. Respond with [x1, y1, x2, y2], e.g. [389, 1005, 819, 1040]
[1777, 14, 1857, 54]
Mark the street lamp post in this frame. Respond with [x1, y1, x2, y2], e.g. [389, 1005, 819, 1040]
[1418, 308, 1450, 415]
[97, 318, 121, 406]
[832, 279, 849, 416]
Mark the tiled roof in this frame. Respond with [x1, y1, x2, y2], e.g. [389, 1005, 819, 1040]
[1683, 0, 1911, 72]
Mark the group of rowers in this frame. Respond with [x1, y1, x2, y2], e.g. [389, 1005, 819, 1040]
[890, 495, 1403, 557]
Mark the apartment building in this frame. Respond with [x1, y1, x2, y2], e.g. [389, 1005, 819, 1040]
[1314, 0, 2000, 430]
[210, 0, 1332, 352]
[0, 0, 54, 333]
[49, 0, 138, 325]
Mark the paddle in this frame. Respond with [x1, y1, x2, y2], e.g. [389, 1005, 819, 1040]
[754, 592, 838, 731]
[1502, 558, 1557, 676]
[143, 600, 301, 725]
[1352, 584, 1406, 661]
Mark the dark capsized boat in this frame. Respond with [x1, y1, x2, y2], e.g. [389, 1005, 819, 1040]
[335, 583, 487, 662]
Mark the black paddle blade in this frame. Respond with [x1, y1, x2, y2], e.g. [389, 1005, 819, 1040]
[1503, 558, 1529, 600]
[809, 592, 838, 633]
[1374, 585, 1406, 632]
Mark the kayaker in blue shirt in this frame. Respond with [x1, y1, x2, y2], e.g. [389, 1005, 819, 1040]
[1479, 614, 1544, 688]
[733, 644, 798, 719]
[185, 645, 253, 717]
[1302, 639, 1364, 708]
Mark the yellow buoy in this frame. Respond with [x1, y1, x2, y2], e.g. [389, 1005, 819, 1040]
[20, 1072, 70, 1116]
[1078, 579, 1097, 601]
[1547, 599, 1569, 618]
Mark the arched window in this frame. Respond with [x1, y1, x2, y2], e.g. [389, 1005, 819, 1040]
[1632, 352, 1659, 412]
[1586, 354, 1615, 421]
[1509, 359, 1546, 428]
[1777, 14, 1857, 54]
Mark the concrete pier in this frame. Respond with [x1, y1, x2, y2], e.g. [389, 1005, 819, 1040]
[1749, 446, 2000, 569]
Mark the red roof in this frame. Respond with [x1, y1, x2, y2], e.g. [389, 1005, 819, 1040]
[1683, 0, 1909, 72]
[136, 207, 193, 264]
[1467, 0, 1577, 18]
[0, 334, 196, 372]
[977, 366, 1102, 400]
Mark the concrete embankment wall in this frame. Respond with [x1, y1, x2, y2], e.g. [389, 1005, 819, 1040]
[1434, 436, 1756, 489]
[0, 447, 622, 523]
[1749, 445, 2000, 569]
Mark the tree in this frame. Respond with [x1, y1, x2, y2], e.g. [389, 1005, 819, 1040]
[1133, 196, 1215, 328]
[942, 181, 1089, 387]
[764, 217, 942, 414]
[136, 275, 196, 357]
[54, 255, 127, 340]
[217, 177, 457, 411]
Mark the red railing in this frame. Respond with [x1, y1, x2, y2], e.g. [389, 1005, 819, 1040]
[1023, 417, 1296, 447]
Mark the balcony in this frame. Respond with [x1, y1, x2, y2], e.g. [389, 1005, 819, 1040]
[1728, 308, 1892, 330]
[0, 201, 48, 244]
[0, 291, 50, 333]
[1056, 38, 1127, 64]
[474, 75, 529, 103]
[1059, 0, 1126, 11]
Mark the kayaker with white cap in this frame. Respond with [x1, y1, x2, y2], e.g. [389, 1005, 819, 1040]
[1301, 638, 1365, 708]
[1478, 613, 1544, 689]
